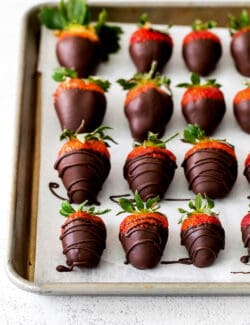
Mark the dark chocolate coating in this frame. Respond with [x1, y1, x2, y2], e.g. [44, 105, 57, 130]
[56, 35, 102, 78]
[231, 30, 250, 76]
[55, 89, 106, 133]
[54, 149, 110, 204]
[181, 223, 225, 267]
[129, 40, 172, 73]
[182, 97, 226, 135]
[119, 222, 168, 269]
[234, 100, 250, 134]
[182, 149, 238, 199]
[244, 165, 250, 183]
[183, 39, 222, 76]
[59, 217, 106, 270]
[124, 153, 177, 201]
[125, 88, 173, 141]
[241, 224, 250, 264]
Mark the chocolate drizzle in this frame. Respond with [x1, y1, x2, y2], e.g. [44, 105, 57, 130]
[119, 221, 168, 269]
[54, 149, 110, 204]
[234, 100, 250, 134]
[48, 182, 67, 201]
[125, 88, 173, 141]
[241, 224, 250, 264]
[57, 217, 106, 271]
[182, 149, 238, 199]
[181, 223, 225, 267]
[231, 30, 250, 76]
[244, 165, 250, 184]
[56, 35, 102, 78]
[124, 153, 177, 201]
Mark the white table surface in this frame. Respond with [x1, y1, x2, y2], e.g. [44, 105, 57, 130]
[2, 0, 250, 324]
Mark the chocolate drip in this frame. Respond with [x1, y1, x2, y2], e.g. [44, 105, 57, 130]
[181, 223, 225, 268]
[57, 217, 106, 271]
[124, 153, 177, 201]
[183, 39, 222, 76]
[241, 224, 250, 264]
[125, 88, 173, 141]
[234, 100, 250, 134]
[119, 221, 168, 269]
[129, 40, 172, 73]
[161, 258, 192, 265]
[109, 194, 131, 203]
[231, 271, 250, 274]
[182, 98, 226, 135]
[231, 30, 250, 76]
[55, 89, 106, 133]
[244, 165, 250, 184]
[182, 149, 238, 199]
[56, 35, 102, 78]
[48, 182, 67, 201]
[54, 149, 110, 204]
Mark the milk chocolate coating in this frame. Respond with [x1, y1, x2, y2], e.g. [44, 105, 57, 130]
[234, 100, 250, 134]
[181, 223, 225, 267]
[244, 165, 250, 183]
[119, 223, 168, 269]
[231, 30, 250, 76]
[56, 35, 102, 78]
[58, 217, 106, 270]
[129, 40, 172, 73]
[55, 89, 106, 133]
[124, 154, 177, 201]
[241, 224, 250, 264]
[54, 149, 110, 204]
[183, 39, 222, 76]
[182, 149, 238, 199]
[182, 98, 226, 135]
[125, 88, 173, 141]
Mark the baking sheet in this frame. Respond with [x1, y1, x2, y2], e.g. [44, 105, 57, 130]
[35, 22, 250, 285]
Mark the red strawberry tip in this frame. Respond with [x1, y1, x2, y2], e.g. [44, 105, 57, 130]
[241, 211, 250, 229]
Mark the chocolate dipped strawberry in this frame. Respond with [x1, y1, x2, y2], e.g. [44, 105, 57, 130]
[56, 200, 109, 272]
[53, 67, 110, 133]
[182, 20, 222, 76]
[54, 125, 116, 204]
[177, 73, 226, 135]
[124, 132, 177, 201]
[233, 82, 250, 133]
[240, 209, 250, 264]
[178, 194, 225, 267]
[39, 0, 122, 77]
[129, 13, 173, 73]
[117, 61, 173, 141]
[181, 124, 238, 199]
[244, 153, 250, 183]
[118, 192, 168, 269]
[229, 10, 250, 76]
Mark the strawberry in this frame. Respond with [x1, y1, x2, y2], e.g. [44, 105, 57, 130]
[118, 191, 168, 269]
[177, 73, 226, 135]
[129, 14, 173, 73]
[182, 20, 222, 76]
[117, 61, 173, 141]
[56, 200, 109, 272]
[39, 0, 122, 77]
[178, 194, 225, 267]
[229, 10, 250, 76]
[54, 125, 116, 204]
[240, 209, 250, 264]
[233, 82, 250, 133]
[53, 67, 110, 133]
[124, 132, 177, 201]
[181, 124, 238, 199]
[244, 153, 250, 183]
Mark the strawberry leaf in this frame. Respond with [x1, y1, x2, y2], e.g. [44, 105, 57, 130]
[229, 10, 250, 35]
[182, 124, 206, 144]
[146, 196, 160, 209]
[87, 77, 111, 92]
[52, 67, 77, 82]
[191, 72, 200, 85]
[60, 129, 76, 141]
[39, 6, 67, 30]
[118, 198, 135, 214]
[195, 193, 202, 210]
[138, 13, 148, 27]
[134, 191, 144, 210]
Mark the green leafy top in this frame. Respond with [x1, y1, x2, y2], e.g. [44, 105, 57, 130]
[178, 194, 217, 223]
[133, 131, 178, 149]
[138, 13, 149, 27]
[182, 124, 206, 144]
[177, 72, 221, 89]
[229, 10, 250, 35]
[117, 61, 171, 92]
[117, 191, 161, 215]
[52, 67, 110, 91]
[60, 124, 117, 147]
[191, 20, 217, 31]
[60, 200, 110, 217]
[39, 0, 123, 60]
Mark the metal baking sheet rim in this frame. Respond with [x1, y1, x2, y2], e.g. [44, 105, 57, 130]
[6, 1, 250, 296]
